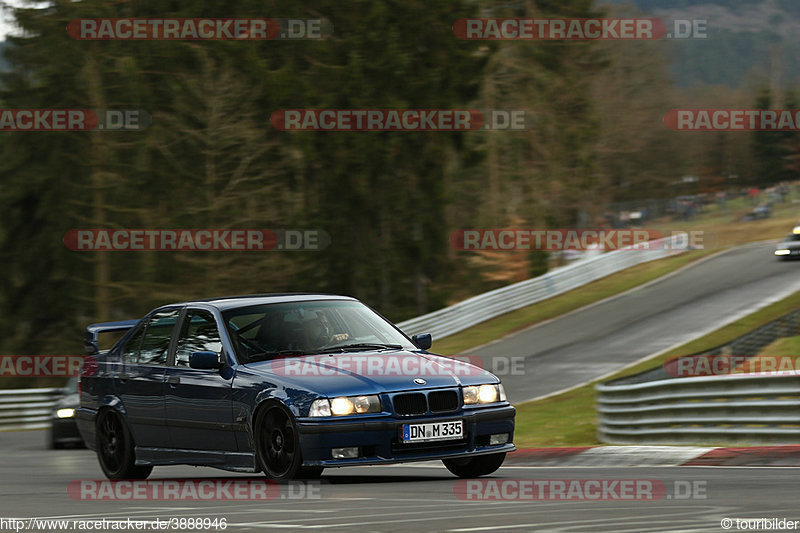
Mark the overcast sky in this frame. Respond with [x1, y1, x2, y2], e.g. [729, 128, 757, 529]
[0, 0, 41, 41]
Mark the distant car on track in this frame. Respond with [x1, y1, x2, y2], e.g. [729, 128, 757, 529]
[77, 294, 515, 480]
[774, 234, 800, 259]
[742, 204, 771, 221]
[47, 376, 84, 449]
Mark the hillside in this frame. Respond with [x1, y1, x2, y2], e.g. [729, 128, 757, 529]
[600, 0, 800, 88]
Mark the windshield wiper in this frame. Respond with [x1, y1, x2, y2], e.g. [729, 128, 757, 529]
[317, 343, 403, 354]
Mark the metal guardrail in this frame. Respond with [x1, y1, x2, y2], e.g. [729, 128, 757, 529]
[596, 299, 800, 445]
[596, 372, 800, 444]
[0, 388, 60, 431]
[398, 235, 684, 340]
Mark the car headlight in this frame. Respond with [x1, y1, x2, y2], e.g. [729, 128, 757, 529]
[775, 249, 791, 256]
[309, 395, 381, 417]
[463, 384, 506, 405]
[56, 408, 75, 419]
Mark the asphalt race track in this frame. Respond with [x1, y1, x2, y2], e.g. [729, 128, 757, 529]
[0, 431, 797, 533]
[2, 241, 800, 533]
[471, 241, 800, 402]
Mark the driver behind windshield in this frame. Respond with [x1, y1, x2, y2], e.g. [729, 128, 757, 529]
[303, 312, 350, 352]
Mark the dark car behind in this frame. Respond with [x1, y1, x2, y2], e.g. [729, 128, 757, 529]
[47, 376, 84, 449]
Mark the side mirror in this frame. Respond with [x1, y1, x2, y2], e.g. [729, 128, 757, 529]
[189, 351, 222, 370]
[84, 331, 99, 355]
[411, 333, 432, 351]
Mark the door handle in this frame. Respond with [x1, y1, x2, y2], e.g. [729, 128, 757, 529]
[167, 376, 180, 387]
[119, 373, 130, 383]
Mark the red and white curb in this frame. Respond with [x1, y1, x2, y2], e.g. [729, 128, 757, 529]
[505, 445, 800, 467]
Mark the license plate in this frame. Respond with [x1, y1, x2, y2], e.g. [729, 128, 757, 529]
[402, 420, 463, 443]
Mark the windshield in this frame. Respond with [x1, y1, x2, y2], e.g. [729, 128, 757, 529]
[223, 300, 416, 363]
[783, 234, 800, 242]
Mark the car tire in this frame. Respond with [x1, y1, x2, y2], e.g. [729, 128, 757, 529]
[254, 403, 305, 481]
[95, 409, 153, 480]
[443, 452, 506, 478]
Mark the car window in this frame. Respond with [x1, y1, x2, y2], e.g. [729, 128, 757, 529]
[174, 310, 223, 367]
[121, 325, 145, 364]
[138, 309, 180, 366]
[229, 313, 266, 341]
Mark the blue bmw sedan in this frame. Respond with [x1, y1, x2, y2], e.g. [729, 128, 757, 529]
[77, 294, 516, 480]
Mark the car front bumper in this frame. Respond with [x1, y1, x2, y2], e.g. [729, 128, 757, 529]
[296, 404, 516, 467]
[50, 416, 84, 445]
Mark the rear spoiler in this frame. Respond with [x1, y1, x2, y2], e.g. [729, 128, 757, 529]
[84, 320, 140, 355]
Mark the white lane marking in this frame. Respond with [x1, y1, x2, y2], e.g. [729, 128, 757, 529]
[7, 508, 217, 520]
[237, 505, 708, 530]
[447, 505, 732, 532]
[325, 464, 800, 472]
[118, 507, 209, 511]
[497, 465, 800, 470]
[230, 524, 309, 529]
[452, 522, 716, 533]
[573, 445, 712, 467]
[222, 501, 533, 524]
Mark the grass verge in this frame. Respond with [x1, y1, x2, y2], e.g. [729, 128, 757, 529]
[757, 335, 800, 356]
